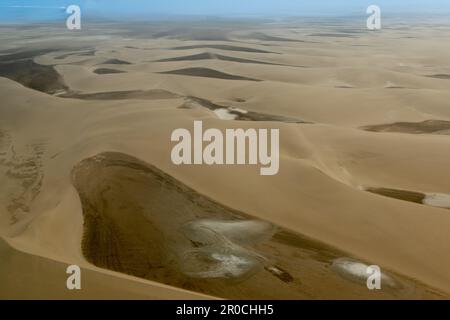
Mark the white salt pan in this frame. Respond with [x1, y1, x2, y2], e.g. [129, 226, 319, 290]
[423, 193, 450, 209]
[213, 108, 237, 120]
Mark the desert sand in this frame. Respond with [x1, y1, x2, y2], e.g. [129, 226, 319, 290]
[1, 17, 450, 299]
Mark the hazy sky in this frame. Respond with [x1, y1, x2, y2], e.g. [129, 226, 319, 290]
[1, 0, 450, 22]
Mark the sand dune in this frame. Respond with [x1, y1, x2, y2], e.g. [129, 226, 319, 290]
[0, 48, 57, 62]
[1, 18, 450, 300]
[55, 50, 96, 60]
[0, 238, 209, 299]
[71, 151, 440, 299]
[366, 187, 425, 204]
[366, 188, 450, 210]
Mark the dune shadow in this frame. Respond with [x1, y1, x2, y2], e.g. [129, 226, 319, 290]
[366, 187, 450, 210]
[158, 67, 261, 82]
[93, 68, 126, 75]
[362, 120, 450, 135]
[426, 74, 450, 80]
[154, 52, 302, 67]
[0, 59, 68, 94]
[60, 89, 180, 100]
[169, 44, 278, 54]
[99, 58, 132, 65]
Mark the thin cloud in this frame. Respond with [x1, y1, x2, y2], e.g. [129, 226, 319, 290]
[1, 5, 66, 9]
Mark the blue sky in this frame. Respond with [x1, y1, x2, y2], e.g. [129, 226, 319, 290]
[1, 0, 450, 22]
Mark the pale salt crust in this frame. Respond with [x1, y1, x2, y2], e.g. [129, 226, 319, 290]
[192, 253, 259, 278]
[214, 107, 248, 120]
[229, 107, 248, 114]
[423, 193, 450, 209]
[331, 258, 397, 287]
[213, 108, 237, 120]
[180, 219, 275, 279]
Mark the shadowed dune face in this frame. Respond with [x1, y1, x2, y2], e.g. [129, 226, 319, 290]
[169, 44, 277, 54]
[70, 152, 444, 299]
[362, 120, 450, 134]
[0, 49, 177, 101]
[155, 52, 219, 63]
[99, 59, 132, 65]
[159, 67, 261, 81]
[366, 188, 425, 204]
[60, 89, 180, 101]
[0, 53, 177, 100]
[427, 74, 450, 80]
[366, 188, 450, 210]
[154, 52, 296, 67]
[93, 68, 126, 75]
[0, 59, 68, 94]
[54, 50, 95, 60]
[72, 152, 277, 297]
